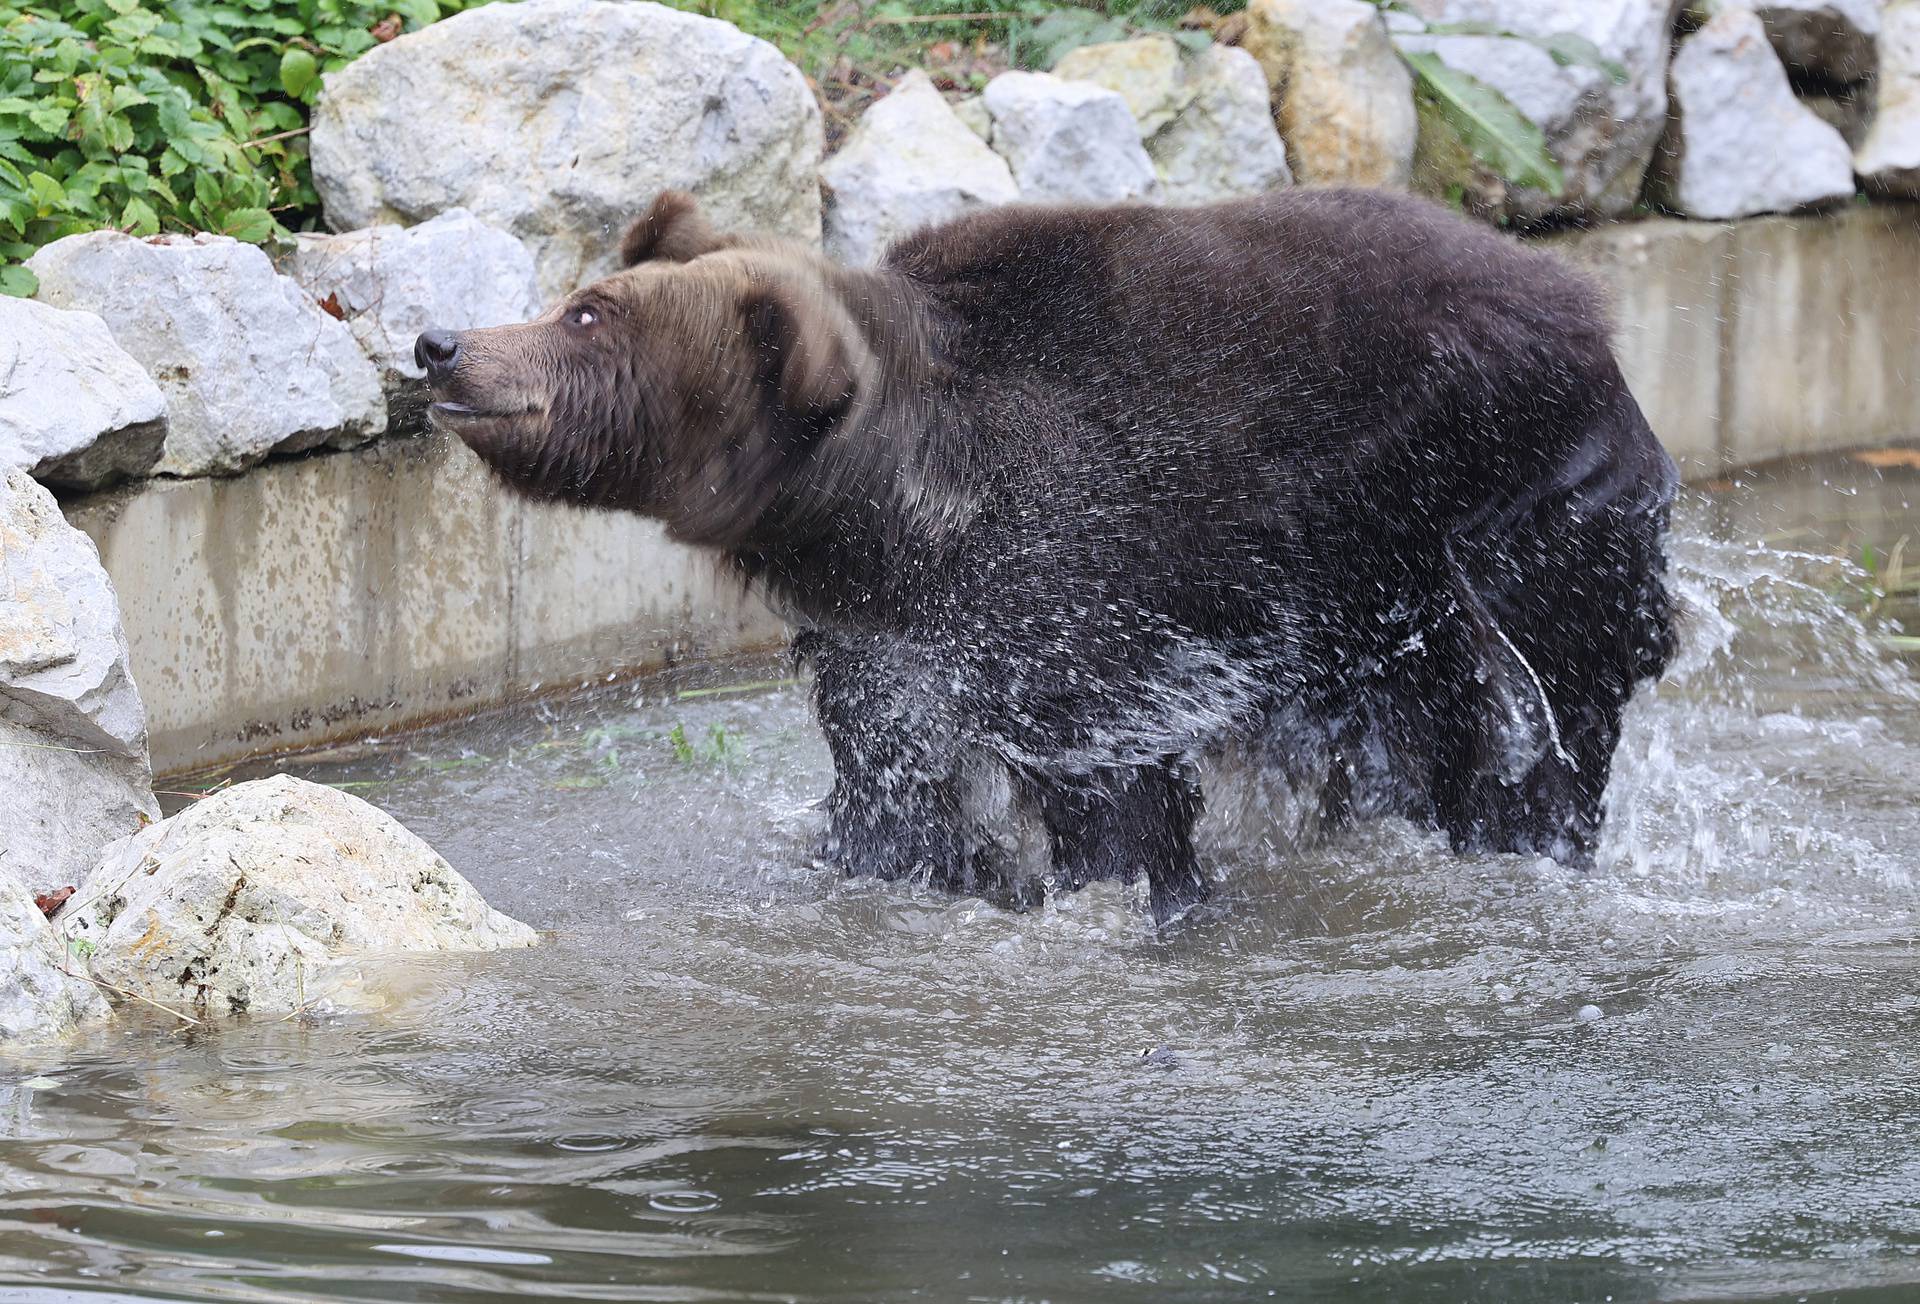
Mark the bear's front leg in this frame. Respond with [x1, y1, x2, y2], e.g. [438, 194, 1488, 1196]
[1028, 763, 1210, 924]
[802, 632, 987, 895]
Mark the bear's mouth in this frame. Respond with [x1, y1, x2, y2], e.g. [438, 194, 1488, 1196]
[430, 401, 527, 420]
[428, 400, 548, 453]
[429, 400, 542, 427]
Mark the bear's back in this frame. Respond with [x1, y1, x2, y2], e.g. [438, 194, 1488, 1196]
[888, 190, 1609, 409]
[883, 190, 1629, 527]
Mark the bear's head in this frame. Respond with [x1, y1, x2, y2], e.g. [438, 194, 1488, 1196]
[416, 191, 878, 548]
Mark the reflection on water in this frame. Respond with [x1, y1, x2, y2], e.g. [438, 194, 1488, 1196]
[2, 454, 1917, 1303]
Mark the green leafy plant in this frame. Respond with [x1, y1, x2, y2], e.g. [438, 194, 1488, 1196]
[1371, 1, 1628, 201]
[0, 0, 484, 295]
[1020, 0, 1210, 69]
[703, 722, 738, 767]
[666, 719, 740, 768]
[668, 721, 695, 765]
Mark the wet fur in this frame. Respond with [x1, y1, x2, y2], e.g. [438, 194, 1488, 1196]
[429, 188, 1678, 921]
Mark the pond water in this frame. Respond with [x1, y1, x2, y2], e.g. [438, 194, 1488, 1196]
[3, 453, 1918, 1303]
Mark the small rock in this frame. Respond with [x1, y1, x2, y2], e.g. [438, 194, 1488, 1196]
[282, 211, 542, 435]
[0, 298, 166, 492]
[1655, 7, 1856, 219]
[0, 875, 108, 1044]
[1575, 1003, 1605, 1023]
[28, 233, 385, 477]
[1056, 36, 1293, 203]
[822, 71, 1019, 266]
[1239, 0, 1418, 188]
[1392, 0, 1681, 221]
[1857, 0, 1920, 196]
[282, 211, 541, 382]
[981, 71, 1159, 204]
[0, 468, 159, 893]
[62, 775, 537, 1017]
[310, 0, 822, 299]
[952, 94, 993, 141]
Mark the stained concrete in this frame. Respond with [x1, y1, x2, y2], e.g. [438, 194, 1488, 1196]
[1557, 217, 1732, 479]
[64, 436, 782, 772]
[1554, 201, 1920, 478]
[60, 204, 1920, 773]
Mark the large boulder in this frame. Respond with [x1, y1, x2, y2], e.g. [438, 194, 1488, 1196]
[0, 298, 166, 493]
[1655, 8, 1855, 218]
[1055, 37, 1294, 203]
[310, 0, 822, 299]
[979, 71, 1160, 204]
[1857, 0, 1920, 195]
[821, 71, 1019, 266]
[0, 468, 158, 894]
[61, 775, 537, 1018]
[1392, 0, 1685, 221]
[0, 875, 108, 1044]
[28, 233, 385, 477]
[1238, 0, 1418, 188]
[281, 210, 543, 435]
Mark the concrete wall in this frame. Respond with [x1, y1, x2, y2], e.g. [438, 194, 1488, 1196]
[63, 203, 1920, 774]
[1556, 202, 1920, 479]
[66, 436, 783, 773]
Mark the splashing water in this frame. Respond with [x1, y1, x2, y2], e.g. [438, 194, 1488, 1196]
[1, 455, 1916, 1302]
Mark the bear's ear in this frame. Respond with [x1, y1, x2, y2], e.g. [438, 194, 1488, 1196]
[619, 190, 735, 267]
[740, 284, 861, 427]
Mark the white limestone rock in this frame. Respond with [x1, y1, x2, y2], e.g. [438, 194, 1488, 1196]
[0, 468, 159, 895]
[0, 298, 166, 492]
[28, 233, 386, 477]
[821, 71, 1019, 266]
[1055, 37, 1293, 203]
[1856, 0, 1920, 195]
[0, 875, 108, 1044]
[282, 210, 541, 382]
[1657, 7, 1856, 218]
[981, 71, 1160, 204]
[953, 93, 994, 141]
[1393, 0, 1685, 220]
[62, 775, 538, 1018]
[310, 0, 823, 299]
[1240, 0, 1418, 188]
[282, 210, 543, 435]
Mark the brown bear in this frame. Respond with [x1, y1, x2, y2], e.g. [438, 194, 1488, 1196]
[417, 187, 1677, 922]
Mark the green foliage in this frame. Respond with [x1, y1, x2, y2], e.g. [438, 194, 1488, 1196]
[667, 720, 738, 767]
[0, 0, 484, 295]
[1372, 1, 1628, 202]
[1400, 50, 1563, 197]
[665, 0, 1222, 82]
[1016, 1, 1210, 69]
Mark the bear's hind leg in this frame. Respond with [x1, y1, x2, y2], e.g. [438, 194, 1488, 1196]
[1027, 762, 1209, 923]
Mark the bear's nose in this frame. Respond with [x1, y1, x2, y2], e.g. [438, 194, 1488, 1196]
[415, 328, 461, 382]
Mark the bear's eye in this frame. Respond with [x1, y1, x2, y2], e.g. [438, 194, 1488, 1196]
[568, 307, 598, 329]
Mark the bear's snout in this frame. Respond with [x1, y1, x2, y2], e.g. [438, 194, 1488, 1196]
[415, 328, 461, 383]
